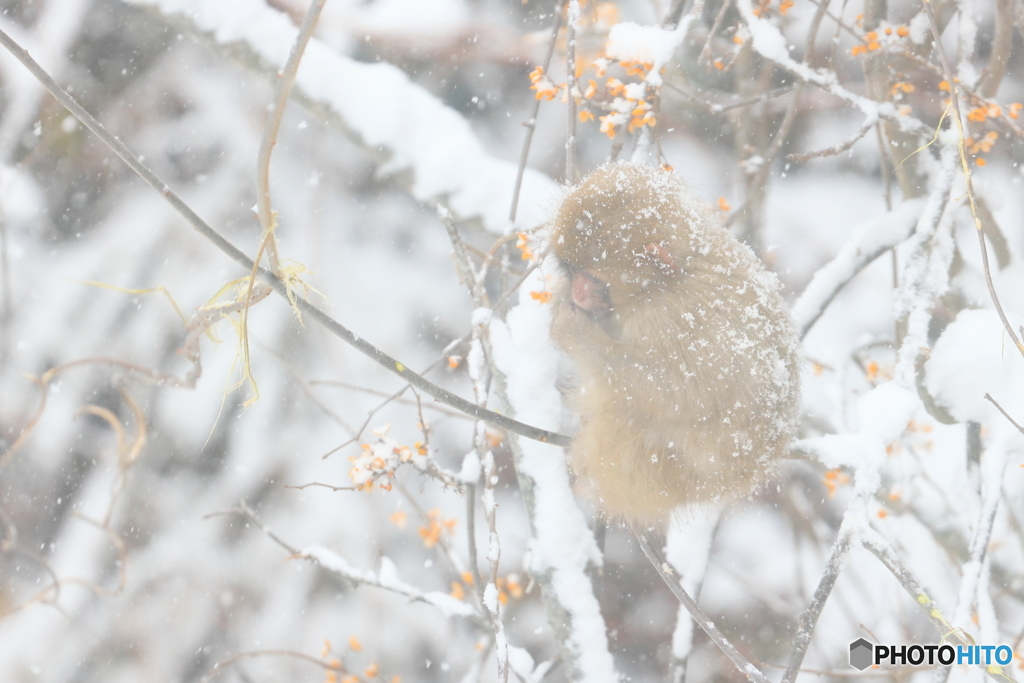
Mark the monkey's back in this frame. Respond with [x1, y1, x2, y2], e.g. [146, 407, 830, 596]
[550, 163, 800, 528]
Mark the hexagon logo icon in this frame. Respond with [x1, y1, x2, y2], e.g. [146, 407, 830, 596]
[850, 638, 873, 670]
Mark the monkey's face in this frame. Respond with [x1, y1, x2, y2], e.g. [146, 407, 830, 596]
[551, 165, 687, 331]
[569, 269, 612, 318]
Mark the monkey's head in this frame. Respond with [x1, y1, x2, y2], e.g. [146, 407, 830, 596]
[551, 163, 697, 324]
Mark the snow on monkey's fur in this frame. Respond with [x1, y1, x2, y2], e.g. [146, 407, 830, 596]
[550, 163, 800, 529]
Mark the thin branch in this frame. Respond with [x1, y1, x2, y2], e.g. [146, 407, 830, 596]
[984, 394, 1024, 435]
[804, 0, 865, 43]
[735, 0, 929, 137]
[254, 0, 325, 275]
[321, 339, 463, 458]
[510, 1, 564, 223]
[394, 480, 478, 604]
[240, 0, 326, 400]
[200, 649, 343, 683]
[0, 27, 571, 449]
[439, 198, 509, 682]
[699, 0, 734, 65]
[284, 481, 357, 491]
[792, 198, 926, 339]
[310, 378, 472, 422]
[1, 345, 212, 473]
[781, 532, 852, 683]
[481, 442, 509, 683]
[216, 503, 487, 626]
[663, 81, 796, 114]
[920, 0, 1024, 361]
[635, 531, 772, 683]
[0, 200, 9, 368]
[787, 115, 877, 162]
[565, 1, 579, 185]
[437, 204, 488, 304]
[663, 0, 688, 28]
[890, 48, 1024, 138]
[466, 482, 483, 589]
[976, 0, 1014, 97]
[727, 0, 829, 233]
[859, 527, 1013, 683]
[712, 85, 796, 113]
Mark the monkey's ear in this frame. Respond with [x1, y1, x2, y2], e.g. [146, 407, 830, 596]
[642, 243, 678, 276]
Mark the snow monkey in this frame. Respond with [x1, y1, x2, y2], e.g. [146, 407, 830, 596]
[549, 162, 800, 529]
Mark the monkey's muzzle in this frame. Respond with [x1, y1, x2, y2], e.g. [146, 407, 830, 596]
[571, 271, 612, 318]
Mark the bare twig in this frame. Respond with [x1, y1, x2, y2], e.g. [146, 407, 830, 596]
[727, 0, 829, 234]
[663, 81, 796, 114]
[394, 480, 477, 599]
[437, 205, 488, 304]
[781, 532, 852, 683]
[321, 338, 463, 458]
[466, 481, 483, 589]
[200, 649, 344, 683]
[920, 0, 1024, 362]
[480, 441, 509, 683]
[735, 0, 929, 137]
[635, 531, 772, 683]
[284, 481, 357, 491]
[215, 503, 487, 626]
[792, 198, 926, 338]
[0, 202, 9, 367]
[984, 394, 1024, 436]
[510, 1, 564, 223]
[311, 377, 471, 422]
[439, 198, 510, 682]
[787, 115, 877, 162]
[859, 527, 1013, 682]
[254, 0, 325, 276]
[699, 0, 734, 65]
[240, 0, 327, 402]
[565, 1, 579, 185]
[663, 0, 688, 28]
[976, 0, 1014, 97]
[0, 26, 571, 449]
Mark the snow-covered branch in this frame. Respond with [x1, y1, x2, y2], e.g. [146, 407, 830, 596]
[488, 279, 618, 683]
[122, 0, 560, 233]
[303, 545, 483, 622]
[793, 198, 926, 338]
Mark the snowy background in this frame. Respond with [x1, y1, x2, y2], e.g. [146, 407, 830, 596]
[0, 0, 1023, 682]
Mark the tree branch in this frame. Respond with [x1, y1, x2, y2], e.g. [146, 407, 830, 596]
[0, 25, 571, 449]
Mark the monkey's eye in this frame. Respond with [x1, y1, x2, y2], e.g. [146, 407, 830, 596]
[554, 258, 577, 278]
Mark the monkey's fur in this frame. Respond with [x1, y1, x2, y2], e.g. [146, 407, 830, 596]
[550, 163, 800, 529]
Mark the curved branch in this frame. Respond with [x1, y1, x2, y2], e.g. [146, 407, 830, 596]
[792, 198, 926, 339]
[636, 532, 772, 683]
[0, 25, 571, 449]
